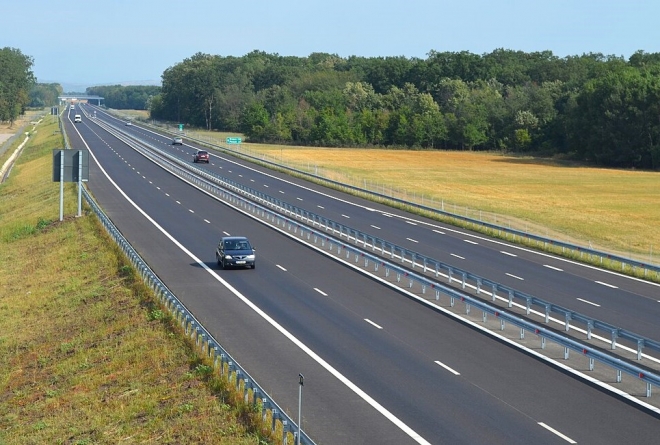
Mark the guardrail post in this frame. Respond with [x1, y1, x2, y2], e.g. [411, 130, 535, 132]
[611, 329, 619, 350]
[638, 339, 644, 360]
[465, 302, 470, 315]
[508, 290, 513, 308]
[589, 357, 594, 371]
[587, 320, 593, 340]
[491, 285, 497, 302]
[564, 347, 569, 360]
[616, 369, 622, 383]
[565, 312, 571, 332]
[476, 278, 481, 295]
[520, 327, 525, 339]
[525, 297, 531, 315]
[647, 382, 652, 398]
[461, 273, 467, 290]
[482, 310, 487, 323]
[544, 304, 550, 323]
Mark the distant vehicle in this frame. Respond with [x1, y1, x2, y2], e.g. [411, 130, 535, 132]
[70, 105, 75, 110]
[125, 121, 132, 126]
[74, 115, 82, 123]
[193, 150, 209, 163]
[172, 136, 183, 145]
[216, 236, 256, 269]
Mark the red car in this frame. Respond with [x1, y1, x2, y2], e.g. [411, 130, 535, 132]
[193, 150, 210, 163]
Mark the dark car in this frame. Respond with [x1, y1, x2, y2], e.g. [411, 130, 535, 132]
[193, 150, 210, 163]
[172, 136, 183, 145]
[216, 236, 255, 269]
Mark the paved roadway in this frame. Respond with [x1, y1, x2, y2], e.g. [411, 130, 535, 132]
[86, 105, 660, 345]
[66, 106, 660, 444]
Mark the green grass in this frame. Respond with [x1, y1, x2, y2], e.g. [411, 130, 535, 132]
[0, 118, 271, 444]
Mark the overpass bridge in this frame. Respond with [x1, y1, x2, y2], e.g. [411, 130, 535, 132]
[58, 95, 104, 106]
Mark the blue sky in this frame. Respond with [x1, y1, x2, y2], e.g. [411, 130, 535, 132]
[3, 0, 659, 89]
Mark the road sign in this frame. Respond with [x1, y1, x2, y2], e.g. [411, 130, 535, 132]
[226, 137, 242, 144]
[178, 124, 184, 131]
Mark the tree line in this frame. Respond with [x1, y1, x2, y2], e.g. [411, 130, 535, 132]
[0, 47, 35, 127]
[146, 49, 660, 169]
[86, 85, 161, 110]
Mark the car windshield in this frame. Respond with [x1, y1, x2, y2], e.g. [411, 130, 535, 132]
[225, 240, 250, 250]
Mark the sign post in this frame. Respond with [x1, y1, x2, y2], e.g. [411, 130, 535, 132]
[53, 149, 89, 221]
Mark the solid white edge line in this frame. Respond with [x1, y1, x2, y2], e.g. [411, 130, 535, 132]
[313, 287, 327, 296]
[434, 361, 460, 376]
[276, 264, 287, 272]
[85, 144, 432, 445]
[538, 422, 577, 444]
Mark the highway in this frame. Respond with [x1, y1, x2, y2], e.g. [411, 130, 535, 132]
[86, 105, 660, 346]
[66, 105, 660, 444]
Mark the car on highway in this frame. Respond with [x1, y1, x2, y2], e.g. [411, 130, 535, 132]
[193, 150, 209, 163]
[125, 121, 132, 126]
[74, 114, 82, 123]
[216, 236, 256, 269]
[172, 136, 183, 145]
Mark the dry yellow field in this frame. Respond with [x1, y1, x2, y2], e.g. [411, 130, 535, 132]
[238, 145, 660, 261]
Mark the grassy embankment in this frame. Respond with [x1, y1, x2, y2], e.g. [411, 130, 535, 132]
[0, 115, 270, 444]
[162, 122, 659, 267]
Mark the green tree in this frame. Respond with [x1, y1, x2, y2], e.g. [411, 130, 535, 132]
[0, 47, 35, 126]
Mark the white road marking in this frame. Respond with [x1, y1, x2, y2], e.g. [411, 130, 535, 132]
[450, 254, 465, 260]
[165, 193, 169, 196]
[543, 264, 563, 272]
[371, 225, 381, 230]
[223, 231, 231, 236]
[500, 251, 517, 257]
[203, 219, 210, 224]
[364, 319, 383, 329]
[297, 197, 303, 201]
[595, 281, 618, 289]
[464, 239, 478, 245]
[279, 190, 285, 194]
[434, 361, 460, 376]
[276, 264, 287, 271]
[314, 288, 327, 296]
[577, 298, 601, 307]
[405, 221, 417, 226]
[317, 205, 324, 209]
[538, 422, 577, 444]
[432, 229, 445, 235]
[406, 238, 419, 243]
[175, 200, 181, 205]
[188, 209, 194, 213]
[506, 273, 524, 281]
[341, 214, 350, 218]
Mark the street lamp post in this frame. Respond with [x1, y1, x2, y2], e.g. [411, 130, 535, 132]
[297, 373, 304, 445]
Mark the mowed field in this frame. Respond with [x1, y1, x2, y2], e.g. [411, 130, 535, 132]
[237, 144, 660, 261]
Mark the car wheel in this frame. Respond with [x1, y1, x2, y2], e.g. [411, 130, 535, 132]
[251, 263, 256, 269]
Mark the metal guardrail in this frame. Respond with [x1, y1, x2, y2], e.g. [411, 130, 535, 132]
[86, 118, 660, 403]
[66, 112, 315, 445]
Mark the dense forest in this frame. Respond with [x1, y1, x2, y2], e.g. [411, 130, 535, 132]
[148, 49, 658, 169]
[86, 85, 161, 110]
[0, 47, 35, 126]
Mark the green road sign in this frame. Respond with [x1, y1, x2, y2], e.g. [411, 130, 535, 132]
[226, 137, 242, 144]
[178, 124, 184, 131]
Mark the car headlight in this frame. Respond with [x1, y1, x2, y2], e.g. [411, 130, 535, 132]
[224, 255, 233, 260]
[246, 255, 255, 260]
